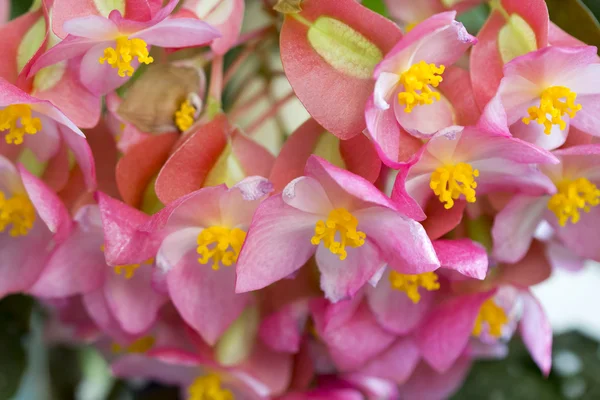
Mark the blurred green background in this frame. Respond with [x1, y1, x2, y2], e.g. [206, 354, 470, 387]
[5, 0, 600, 398]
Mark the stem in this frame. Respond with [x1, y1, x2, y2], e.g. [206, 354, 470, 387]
[224, 45, 257, 86]
[230, 89, 270, 120]
[234, 26, 274, 47]
[245, 91, 296, 135]
[207, 55, 224, 118]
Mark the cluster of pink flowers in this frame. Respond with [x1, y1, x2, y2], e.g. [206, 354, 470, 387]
[0, 0, 598, 398]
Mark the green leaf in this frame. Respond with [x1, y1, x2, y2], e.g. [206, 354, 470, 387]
[304, 16, 383, 79]
[10, 0, 34, 19]
[546, 0, 600, 48]
[361, 0, 389, 17]
[457, 3, 491, 36]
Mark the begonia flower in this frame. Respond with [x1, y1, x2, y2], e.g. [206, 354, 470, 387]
[236, 155, 439, 303]
[30, 0, 221, 95]
[365, 11, 477, 165]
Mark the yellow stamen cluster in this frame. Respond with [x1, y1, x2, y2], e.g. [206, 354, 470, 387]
[99, 37, 154, 77]
[311, 208, 366, 261]
[175, 99, 196, 132]
[522, 86, 582, 135]
[398, 61, 445, 113]
[197, 226, 247, 270]
[0, 192, 35, 237]
[188, 374, 234, 400]
[0, 104, 42, 145]
[113, 258, 154, 279]
[430, 162, 479, 209]
[472, 299, 508, 338]
[388, 271, 440, 303]
[548, 177, 600, 227]
[111, 336, 155, 354]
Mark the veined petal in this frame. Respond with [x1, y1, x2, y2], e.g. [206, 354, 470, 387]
[282, 176, 333, 215]
[433, 239, 488, 280]
[132, 17, 221, 47]
[63, 15, 120, 40]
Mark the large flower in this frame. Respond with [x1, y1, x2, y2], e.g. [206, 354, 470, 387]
[236, 155, 439, 303]
[30, 0, 220, 95]
[365, 11, 477, 165]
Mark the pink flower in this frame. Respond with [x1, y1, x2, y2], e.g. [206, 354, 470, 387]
[99, 177, 273, 345]
[391, 124, 558, 214]
[493, 144, 600, 263]
[236, 155, 439, 303]
[0, 78, 96, 187]
[365, 11, 477, 166]
[385, 0, 484, 29]
[494, 46, 600, 150]
[30, 0, 220, 95]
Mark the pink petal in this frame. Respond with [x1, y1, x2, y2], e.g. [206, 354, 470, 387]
[439, 66, 480, 126]
[235, 196, 318, 293]
[132, 17, 221, 47]
[519, 290, 552, 375]
[80, 42, 131, 95]
[510, 118, 568, 151]
[366, 268, 433, 335]
[384, 0, 443, 25]
[316, 241, 384, 303]
[359, 337, 420, 384]
[282, 176, 333, 215]
[552, 201, 600, 261]
[338, 133, 382, 184]
[63, 15, 119, 40]
[29, 36, 99, 77]
[82, 288, 132, 342]
[571, 93, 600, 135]
[59, 123, 97, 190]
[231, 131, 275, 178]
[105, 262, 167, 335]
[111, 354, 198, 387]
[259, 301, 310, 353]
[492, 194, 548, 264]
[235, 341, 293, 397]
[353, 206, 440, 274]
[0, 11, 42, 85]
[219, 176, 273, 228]
[497, 240, 551, 288]
[280, 0, 402, 140]
[433, 239, 488, 280]
[415, 291, 491, 373]
[394, 89, 455, 137]
[400, 357, 472, 400]
[420, 198, 466, 240]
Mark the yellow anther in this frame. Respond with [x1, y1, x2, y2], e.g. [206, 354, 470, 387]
[548, 177, 600, 227]
[388, 271, 440, 303]
[99, 36, 154, 78]
[430, 162, 479, 209]
[0, 104, 42, 145]
[188, 374, 234, 400]
[311, 208, 366, 261]
[472, 298, 508, 338]
[197, 226, 247, 270]
[0, 191, 35, 237]
[111, 336, 155, 354]
[397, 61, 445, 113]
[522, 86, 582, 135]
[113, 258, 154, 279]
[405, 22, 418, 32]
[175, 99, 196, 132]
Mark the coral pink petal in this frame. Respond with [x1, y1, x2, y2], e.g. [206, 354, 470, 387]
[519, 290, 552, 376]
[497, 241, 551, 288]
[439, 66, 480, 125]
[231, 131, 275, 178]
[339, 133, 381, 183]
[421, 198, 466, 240]
[259, 301, 310, 353]
[0, 11, 42, 84]
[280, 0, 402, 140]
[116, 132, 179, 208]
[155, 115, 229, 204]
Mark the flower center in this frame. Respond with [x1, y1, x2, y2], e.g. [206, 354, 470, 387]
[0, 192, 36, 237]
[175, 99, 196, 132]
[111, 336, 155, 354]
[388, 271, 440, 303]
[472, 299, 508, 338]
[197, 226, 247, 270]
[188, 374, 234, 400]
[0, 104, 42, 145]
[113, 257, 154, 279]
[99, 36, 154, 78]
[430, 162, 479, 209]
[311, 208, 366, 261]
[397, 61, 445, 113]
[522, 86, 581, 135]
[548, 177, 600, 227]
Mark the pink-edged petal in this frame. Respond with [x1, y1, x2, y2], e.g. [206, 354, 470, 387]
[510, 118, 568, 151]
[18, 165, 72, 242]
[132, 17, 221, 47]
[282, 176, 333, 215]
[353, 206, 440, 274]
[390, 165, 428, 221]
[546, 240, 586, 272]
[473, 159, 555, 196]
[492, 194, 548, 264]
[168, 251, 248, 347]
[235, 341, 293, 397]
[359, 337, 420, 384]
[63, 15, 119, 40]
[235, 196, 317, 293]
[80, 42, 131, 95]
[311, 300, 396, 372]
[105, 263, 167, 335]
[30, 206, 105, 298]
[0, 11, 43, 84]
[259, 300, 310, 353]
[551, 202, 600, 261]
[0, 222, 52, 297]
[570, 94, 600, 135]
[367, 269, 433, 335]
[156, 227, 202, 271]
[29, 36, 99, 77]
[219, 176, 273, 228]
[384, 0, 443, 26]
[373, 72, 399, 110]
[161, 185, 227, 231]
[316, 241, 384, 303]
[365, 95, 424, 167]
[280, 0, 402, 140]
[82, 287, 132, 342]
[415, 291, 491, 373]
[59, 124, 97, 190]
[400, 357, 472, 400]
[433, 239, 488, 279]
[394, 90, 455, 137]
[519, 290, 552, 376]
